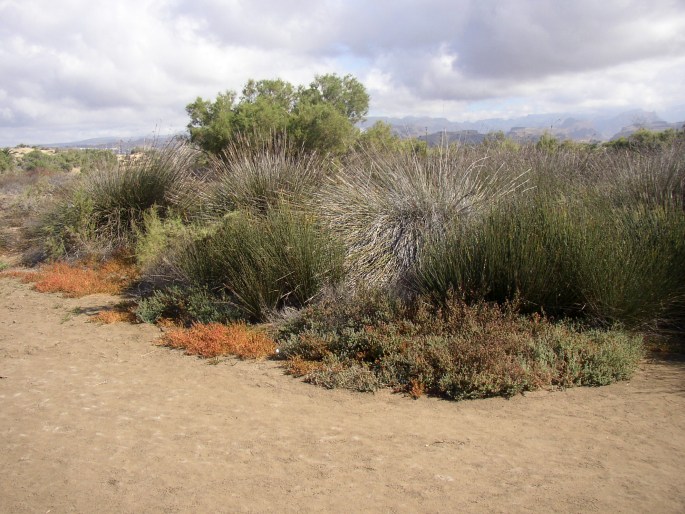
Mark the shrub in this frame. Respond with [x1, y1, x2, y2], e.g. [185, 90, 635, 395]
[0, 148, 14, 172]
[277, 291, 644, 399]
[416, 197, 685, 329]
[174, 208, 344, 321]
[33, 189, 98, 260]
[136, 285, 239, 325]
[82, 143, 196, 242]
[133, 208, 189, 274]
[31, 143, 197, 260]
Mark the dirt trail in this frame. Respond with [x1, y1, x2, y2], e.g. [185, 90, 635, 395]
[1, 277, 684, 513]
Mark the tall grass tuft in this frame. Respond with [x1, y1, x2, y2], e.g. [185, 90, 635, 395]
[201, 134, 325, 218]
[320, 145, 527, 290]
[32, 142, 197, 260]
[82, 142, 197, 243]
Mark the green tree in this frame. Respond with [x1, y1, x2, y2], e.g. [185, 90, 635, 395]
[304, 73, 369, 124]
[186, 74, 369, 155]
[186, 91, 237, 155]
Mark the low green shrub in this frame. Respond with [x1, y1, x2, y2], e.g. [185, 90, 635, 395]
[277, 291, 644, 399]
[136, 285, 239, 325]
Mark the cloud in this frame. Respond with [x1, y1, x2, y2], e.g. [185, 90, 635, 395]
[1, 0, 684, 145]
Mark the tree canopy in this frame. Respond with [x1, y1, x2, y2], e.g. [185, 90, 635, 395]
[186, 74, 369, 155]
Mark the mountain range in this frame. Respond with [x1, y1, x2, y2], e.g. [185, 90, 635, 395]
[38, 109, 684, 150]
[360, 108, 685, 145]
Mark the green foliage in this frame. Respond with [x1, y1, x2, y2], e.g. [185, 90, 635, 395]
[186, 91, 238, 155]
[174, 208, 345, 321]
[304, 73, 369, 124]
[536, 131, 560, 152]
[356, 121, 428, 154]
[133, 208, 188, 272]
[416, 192, 685, 329]
[35, 189, 98, 260]
[0, 148, 14, 172]
[32, 144, 196, 260]
[605, 128, 684, 152]
[186, 73, 369, 155]
[81, 144, 196, 246]
[19, 150, 59, 172]
[278, 292, 644, 398]
[289, 101, 357, 154]
[136, 285, 239, 325]
[18, 148, 117, 173]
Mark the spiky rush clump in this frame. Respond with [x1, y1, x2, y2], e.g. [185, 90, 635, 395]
[321, 145, 527, 289]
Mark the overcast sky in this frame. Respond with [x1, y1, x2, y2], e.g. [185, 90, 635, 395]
[1, 0, 684, 145]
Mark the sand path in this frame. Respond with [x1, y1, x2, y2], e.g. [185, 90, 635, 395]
[1, 278, 684, 513]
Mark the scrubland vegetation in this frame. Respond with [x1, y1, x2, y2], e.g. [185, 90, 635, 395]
[1, 75, 683, 400]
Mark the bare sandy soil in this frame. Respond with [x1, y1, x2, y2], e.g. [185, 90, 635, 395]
[1, 277, 684, 513]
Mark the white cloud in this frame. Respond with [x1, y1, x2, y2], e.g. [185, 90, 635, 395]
[1, 0, 684, 145]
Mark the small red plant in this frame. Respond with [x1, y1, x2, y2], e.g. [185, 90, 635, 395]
[2, 259, 137, 297]
[160, 322, 277, 359]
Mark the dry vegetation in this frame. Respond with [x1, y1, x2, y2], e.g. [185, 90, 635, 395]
[160, 322, 277, 359]
[1, 259, 137, 297]
[1, 131, 683, 401]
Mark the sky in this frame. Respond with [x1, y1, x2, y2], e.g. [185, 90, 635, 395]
[1, 0, 684, 146]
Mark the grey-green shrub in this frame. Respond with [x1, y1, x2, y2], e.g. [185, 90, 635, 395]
[32, 143, 197, 260]
[136, 285, 239, 325]
[277, 291, 644, 399]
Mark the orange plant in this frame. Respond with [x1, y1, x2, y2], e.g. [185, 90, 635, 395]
[160, 322, 277, 359]
[284, 356, 327, 377]
[91, 302, 138, 324]
[1, 259, 137, 297]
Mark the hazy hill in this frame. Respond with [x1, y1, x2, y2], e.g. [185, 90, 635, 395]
[361, 109, 685, 144]
[40, 134, 181, 153]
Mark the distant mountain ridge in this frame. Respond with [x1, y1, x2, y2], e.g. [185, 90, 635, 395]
[360, 109, 685, 144]
[40, 134, 182, 153]
[36, 109, 684, 150]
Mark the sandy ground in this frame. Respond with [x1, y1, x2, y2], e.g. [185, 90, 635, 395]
[1, 277, 684, 513]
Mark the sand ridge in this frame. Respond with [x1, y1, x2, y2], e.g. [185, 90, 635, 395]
[1, 277, 684, 513]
